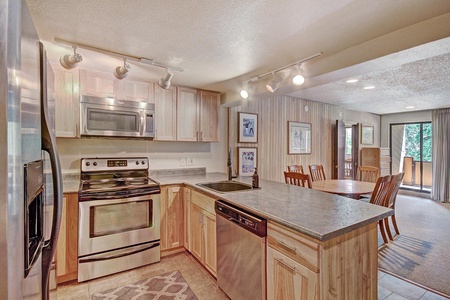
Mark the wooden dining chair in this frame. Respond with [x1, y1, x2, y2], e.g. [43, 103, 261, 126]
[284, 172, 312, 188]
[287, 165, 304, 173]
[357, 166, 380, 183]
[308, 164, 326, 182]
[384, 172, 405, 241]
[369, 174, 393, 245]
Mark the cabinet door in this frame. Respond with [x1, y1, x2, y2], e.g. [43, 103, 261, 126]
[177, 87, 199, 141]
[155, 85, 177, 141]
[117, 79, 154, 103]
[267, 246, 319, 300]
[160, 187, 184, 251]
[56, 193, 78, 283]
[190, 203, 204, 262]
[183, 188, 191, 250]
[79, 70, 116, 98]
[203, 210, 217, 276]
[53, 67, 80, 137]
[199, 91, 220, 142]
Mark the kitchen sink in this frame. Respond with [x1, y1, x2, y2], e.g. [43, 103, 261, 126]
[196, 181, 257, 193]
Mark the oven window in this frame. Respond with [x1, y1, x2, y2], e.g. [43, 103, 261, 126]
[89, 200, 152, 237]
[87, 109, 139, 132]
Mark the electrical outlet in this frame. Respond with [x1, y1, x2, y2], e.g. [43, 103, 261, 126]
[180, 157, 186, 167]
[187, 157, 194, 166]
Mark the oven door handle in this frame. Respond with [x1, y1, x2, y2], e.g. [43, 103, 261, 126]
[79, 241, 160, 263]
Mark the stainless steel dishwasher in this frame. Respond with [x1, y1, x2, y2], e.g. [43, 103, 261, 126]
[215, 200, 267, 300]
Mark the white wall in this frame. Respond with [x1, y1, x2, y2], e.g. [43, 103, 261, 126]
[380, 110, 432, 147]
[56, 107, 228, 174]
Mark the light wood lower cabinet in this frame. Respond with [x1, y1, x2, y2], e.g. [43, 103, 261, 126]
[160, 186, 184, 256]
[267, 221, 378, 300]
[56, 193, 78, 283]
[267, 246, 319, 300]
[183, 187, 191, 251]
[189, 190, 217, 277]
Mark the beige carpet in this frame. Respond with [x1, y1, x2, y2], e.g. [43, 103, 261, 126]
[92, 270, 198, 300]
[378, 194, 450, 297]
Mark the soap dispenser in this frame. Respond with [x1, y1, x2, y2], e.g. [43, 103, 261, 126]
[252, 167, 259, 188]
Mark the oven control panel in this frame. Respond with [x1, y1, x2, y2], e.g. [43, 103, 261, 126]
[81, 157, 148, 172]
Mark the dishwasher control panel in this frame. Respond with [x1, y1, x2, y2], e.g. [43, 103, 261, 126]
[215, 200, 267, 237]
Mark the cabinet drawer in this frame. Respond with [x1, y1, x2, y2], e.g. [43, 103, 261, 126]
[191, 190, 215, 215]
[267, 222, 319, 272]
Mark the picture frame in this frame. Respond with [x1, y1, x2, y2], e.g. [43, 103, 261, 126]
[288, 121, 311, 154]
[361, 125, 374, 145]
[238, 112, 258, 143]
[238, 147, 257, 176]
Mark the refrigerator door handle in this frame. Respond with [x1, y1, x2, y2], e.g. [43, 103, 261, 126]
[40, 42, 63, 300]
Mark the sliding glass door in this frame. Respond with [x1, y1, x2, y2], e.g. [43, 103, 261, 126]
[390, 122, 432, 192]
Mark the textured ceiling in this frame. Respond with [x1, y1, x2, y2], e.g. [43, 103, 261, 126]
[26, 0, 450, 115]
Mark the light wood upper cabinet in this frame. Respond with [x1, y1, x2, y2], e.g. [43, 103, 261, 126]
[53, 65, 80, 138]
[116, 79, 154, 103]
[56, 193, 78, 284]
[177, 87, 199, 141]
[199, 91, 220, 142]
[79, 69, 116, 98]
[155, 85, 177, 141]
[177, 88, 220, 142]
[160, 186, 184, 254]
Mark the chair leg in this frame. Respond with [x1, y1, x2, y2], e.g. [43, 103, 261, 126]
[391, 214, 400, 236]
[384, 218, 394, 241]
[379, 220, 388, 244]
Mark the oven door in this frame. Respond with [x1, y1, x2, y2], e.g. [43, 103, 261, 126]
[78, 194, 160, 257]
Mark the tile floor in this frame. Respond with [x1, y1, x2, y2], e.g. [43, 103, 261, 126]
[57, 251, 449, 300]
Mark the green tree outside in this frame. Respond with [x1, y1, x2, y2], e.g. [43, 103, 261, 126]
[404, 123, 432, 162]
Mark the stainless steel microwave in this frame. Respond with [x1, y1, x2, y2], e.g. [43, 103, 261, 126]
[80, 96, 155, 139]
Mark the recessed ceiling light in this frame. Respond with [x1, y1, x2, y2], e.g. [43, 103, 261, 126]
[363, 86, 375, 90]
[406, 106, 415, 109]
[346, 79, 358, 83]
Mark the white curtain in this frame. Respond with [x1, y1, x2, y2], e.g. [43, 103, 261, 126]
[431, 108, 450, 203]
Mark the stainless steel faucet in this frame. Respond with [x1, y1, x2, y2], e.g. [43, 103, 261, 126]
[227, 147, 232, 181]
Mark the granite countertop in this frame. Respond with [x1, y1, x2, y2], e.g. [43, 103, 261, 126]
[152, 172, 393, 242]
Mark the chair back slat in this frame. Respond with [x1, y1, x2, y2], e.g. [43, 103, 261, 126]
[288, 165, 304, 173]
[369, 175, 393, 207]
[284, 172, 312, 188]
[357, 166, 380, 183]
[386, 172, 405, 209]
[308, 164, 326, 182]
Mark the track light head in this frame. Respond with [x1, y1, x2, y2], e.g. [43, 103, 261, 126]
[292, 64, 305, 86]
[114, 58, 131, 80]
[158, 69, 173, 89]
[59, 46, 83, 69]
[266, 73, 282, 93]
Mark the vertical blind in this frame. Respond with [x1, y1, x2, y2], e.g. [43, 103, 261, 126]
[431, 108, 450, 203]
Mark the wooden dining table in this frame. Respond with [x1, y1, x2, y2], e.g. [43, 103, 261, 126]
[311, 179, 375, 199]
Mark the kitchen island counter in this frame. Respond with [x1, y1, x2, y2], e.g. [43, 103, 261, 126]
[152, 172, 392, 242]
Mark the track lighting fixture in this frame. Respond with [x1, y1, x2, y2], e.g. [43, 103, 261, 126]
[158, 68, 173, 89]
[292, 64, 305, 86]
[239, 52, 322, 97]
[59, 45, 83, 69]
[54, 38, 184, 80]
[113, 58, 131, 80]
[266, 73, 282, 93]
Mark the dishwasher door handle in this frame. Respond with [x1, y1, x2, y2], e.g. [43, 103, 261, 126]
[228, 217, 239, 225]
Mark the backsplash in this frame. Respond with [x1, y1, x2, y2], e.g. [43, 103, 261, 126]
[149, 167, 206, 177]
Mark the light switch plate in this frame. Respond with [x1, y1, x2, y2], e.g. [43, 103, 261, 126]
[187, 157, 194, 166]
[180, 157, 186, 167]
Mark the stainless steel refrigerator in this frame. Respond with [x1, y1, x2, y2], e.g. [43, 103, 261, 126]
[0, 0, 63, 299]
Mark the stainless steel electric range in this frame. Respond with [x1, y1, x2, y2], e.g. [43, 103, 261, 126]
[77, 157, 161, 282]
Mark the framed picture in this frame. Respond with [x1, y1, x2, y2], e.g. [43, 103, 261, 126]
[238, 112, 258, 143]
[238, 147, 257, 176]
[361, 125, 374, 145]
[288, 121, 311, 154]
